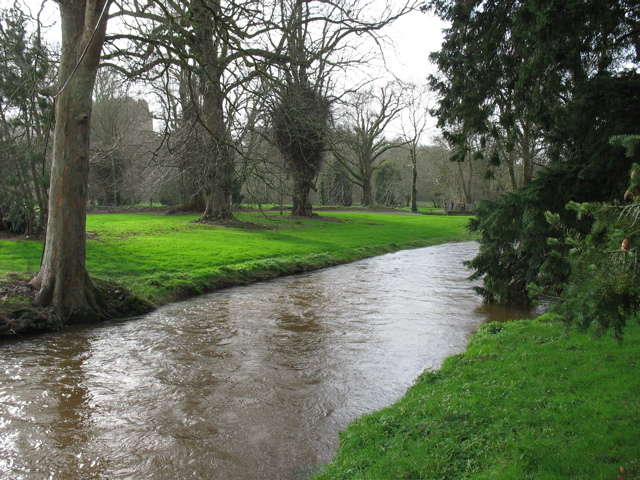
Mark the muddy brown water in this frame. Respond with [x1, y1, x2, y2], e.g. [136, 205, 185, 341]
[0, 242, 537, 480]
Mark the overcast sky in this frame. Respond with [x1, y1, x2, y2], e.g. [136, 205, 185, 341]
[378, 8, 447, 137]
[381, 8, 447, 84]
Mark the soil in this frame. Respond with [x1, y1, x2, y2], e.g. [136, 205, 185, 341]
[0, 275, 153, 338]
[0, 231, 31, 241]
[0, 278, 37, 303]
[0, 277, 46, 336]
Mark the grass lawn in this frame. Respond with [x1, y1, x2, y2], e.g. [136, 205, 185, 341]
[312, 316, 640, 480]
[0, 211, 473, 305]
[400, 204, 447, 215]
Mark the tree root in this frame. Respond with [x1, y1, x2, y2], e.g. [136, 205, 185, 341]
[0, 278, 154, 338]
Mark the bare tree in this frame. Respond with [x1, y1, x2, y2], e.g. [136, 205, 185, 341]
[400, 82, 430, 213]
[119, 1, 271, 215]
[330, 82, 405, 205]
[90, 67, 156, 206]
[105, 0, 294, 219]
[490, 113, 544, 191]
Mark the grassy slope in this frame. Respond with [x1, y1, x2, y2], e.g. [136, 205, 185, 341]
[312, 316, 640, 480]
[0, 212, 472, 305]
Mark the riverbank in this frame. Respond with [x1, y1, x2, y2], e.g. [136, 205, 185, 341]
[0, 211, 473, 334]
[312, 315, 640, 480]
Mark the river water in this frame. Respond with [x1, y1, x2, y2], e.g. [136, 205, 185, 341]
[0, 242, 535, 480]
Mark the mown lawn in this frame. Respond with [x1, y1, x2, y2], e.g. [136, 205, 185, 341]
[312, 316, 640, 480]
[0, 211, 473, 304]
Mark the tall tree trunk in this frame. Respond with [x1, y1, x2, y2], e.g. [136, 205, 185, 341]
[291, 173, 314, 217]
[30, 0, 109, 323]
[456, 159, 473, 205]
[202, 81, 233, 220]
[202, 154, 234, 220]
[362, 174, 373, 205]
[193, 0, 234, 221]
[410, 147, 418, 213]
[521, 124, 534, 186]
[201, 89, 234, 220]
[506, 155, 518, 192]
[112, 155, 120, 207]
[28, 147, 48, 235]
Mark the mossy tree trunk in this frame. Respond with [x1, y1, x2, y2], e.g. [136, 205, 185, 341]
[201, 78, 234, 220]
[410, 151, 418, 213]
[362, 174, 373, 206]
[30, 0, 109, 323]
[291, 172, 315, 217]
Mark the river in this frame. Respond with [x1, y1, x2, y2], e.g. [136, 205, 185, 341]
[0, 241, 535, 479]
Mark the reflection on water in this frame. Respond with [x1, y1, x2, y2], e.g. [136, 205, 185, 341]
[476, 301, 540, 323]
[0, 241, 535, 479]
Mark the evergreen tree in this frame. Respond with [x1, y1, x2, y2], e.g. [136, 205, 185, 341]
[0, 6, 54, 235]
[429, 0, 640, 304]
[534, 138, 640, 340]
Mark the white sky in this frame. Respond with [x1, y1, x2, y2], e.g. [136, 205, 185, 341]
[380, 8, 447, 84]
[377, 8, 447, 138]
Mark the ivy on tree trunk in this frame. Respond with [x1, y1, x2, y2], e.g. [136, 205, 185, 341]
[273, 82, 330, 217]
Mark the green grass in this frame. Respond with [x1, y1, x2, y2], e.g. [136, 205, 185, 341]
[400, 206, 447, 214]
[312, 316, 640, 480]
[0, 212, 472, 305]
